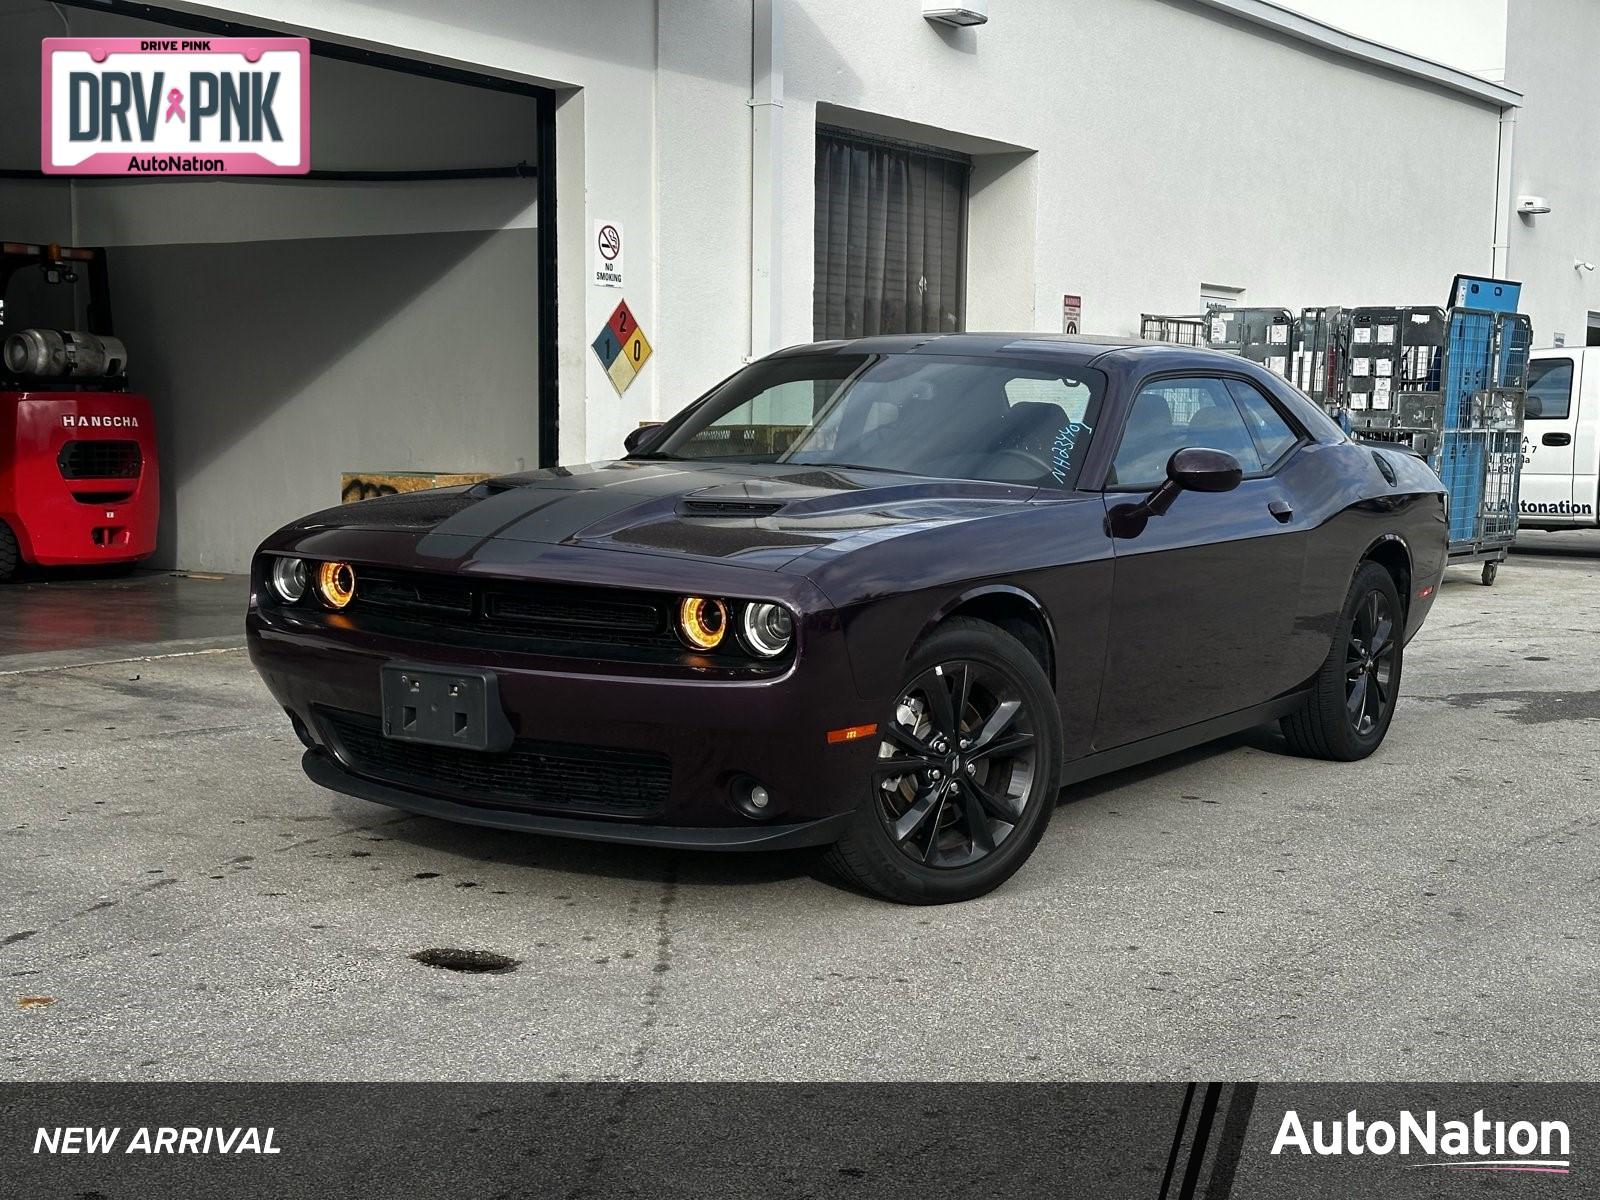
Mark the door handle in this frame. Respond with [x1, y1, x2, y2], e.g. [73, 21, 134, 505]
[1268, 499, 1294, 523]
[1543, 432, 1572, 447]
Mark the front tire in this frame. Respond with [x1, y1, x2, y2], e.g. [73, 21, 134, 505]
[0, 521, 19, 582]
[1281, 560, 1403, 761]
[824, 617, 1062, 904]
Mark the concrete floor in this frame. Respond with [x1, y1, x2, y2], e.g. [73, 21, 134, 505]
[0, 569, 249, 672]
[3, 535, 1599, 1082]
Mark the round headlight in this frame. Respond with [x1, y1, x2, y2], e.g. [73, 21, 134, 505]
[316, 561, 357, 610]
[269, 557, 308, 603]
[677, 596, 727, 650]
[739, 602, 795, 658]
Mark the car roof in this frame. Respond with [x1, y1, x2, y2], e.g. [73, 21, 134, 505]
[773, 331, 1246, 370]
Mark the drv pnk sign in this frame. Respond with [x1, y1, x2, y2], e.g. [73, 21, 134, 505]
[42, 38, 309, 175]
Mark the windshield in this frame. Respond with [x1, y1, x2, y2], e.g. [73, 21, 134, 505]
[645, 353, 1105, 489]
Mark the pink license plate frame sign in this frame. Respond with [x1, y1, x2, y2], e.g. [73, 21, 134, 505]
[41, 37, 310, 176]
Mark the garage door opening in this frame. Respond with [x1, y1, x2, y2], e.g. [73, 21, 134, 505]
[813, 126, 969, 341]
[0, 0, 557, 574]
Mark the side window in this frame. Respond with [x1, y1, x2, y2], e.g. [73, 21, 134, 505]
[1109, 377, 1262, 488]
[1225, 378, 1300, 467]
[1526, 358, 1573, 421]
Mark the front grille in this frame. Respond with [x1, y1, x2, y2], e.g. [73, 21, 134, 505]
[59, 440, 141, 480]
[319, 708, 671, 818]
[351, 568, 683, 653]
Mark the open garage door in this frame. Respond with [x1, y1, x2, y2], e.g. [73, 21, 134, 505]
[0, 0, 557, 574]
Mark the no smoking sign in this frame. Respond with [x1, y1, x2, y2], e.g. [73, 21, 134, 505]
[593, 219, 624, 288]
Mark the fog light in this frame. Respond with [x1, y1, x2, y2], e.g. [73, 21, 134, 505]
[269, 556, 308, 603]
[730, 776, 775, 821]
[677, 596, 728, 650]
[316, 561, 356, 609]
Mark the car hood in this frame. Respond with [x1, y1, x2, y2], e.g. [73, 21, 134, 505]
[289, 460, 1039, 571]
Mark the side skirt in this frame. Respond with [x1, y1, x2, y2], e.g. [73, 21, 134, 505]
[1059, 691, 1309, 787]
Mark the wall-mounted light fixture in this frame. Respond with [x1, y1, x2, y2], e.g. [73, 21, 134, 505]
[923, 0, 988, 27]
[1517, 195, 1552, 216]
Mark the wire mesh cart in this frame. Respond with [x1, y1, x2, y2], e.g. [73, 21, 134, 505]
[1198, 301, 1533, 584]
[1139, 314, 1209, 346]
[1339, 309, 1532, 583]
[1433, 311, 1531, 583]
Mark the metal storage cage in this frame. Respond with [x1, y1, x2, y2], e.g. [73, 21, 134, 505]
[1342, 309, 1531, 584]
[1182, 297, 1533, 585]
[1205, 307, 1293, 373]
[1432, 311, 1531, 582]
[1139, 314, 1209, 345]
[1289, 306, 1346, 409]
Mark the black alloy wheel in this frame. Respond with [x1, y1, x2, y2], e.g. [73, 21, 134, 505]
[874, 660, 1039, 869]
[824, 617, 1061, 904]
[1281, 560, 1404, 761]
[1345, 588, 1397, 738]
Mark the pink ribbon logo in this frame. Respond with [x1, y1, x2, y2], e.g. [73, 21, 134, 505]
[164, 88, 185, 123]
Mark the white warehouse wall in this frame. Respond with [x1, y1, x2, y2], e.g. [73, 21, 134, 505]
[148, 0, 1508, 473]
[1504, 0, 1600, 348]
[7, 0, 1530, 574]
[778, 0, 1505, 350]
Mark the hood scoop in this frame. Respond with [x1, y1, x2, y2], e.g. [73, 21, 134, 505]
[677, 497, 788, 518]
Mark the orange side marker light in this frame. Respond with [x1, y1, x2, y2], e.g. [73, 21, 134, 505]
[827, 723, 878, 745]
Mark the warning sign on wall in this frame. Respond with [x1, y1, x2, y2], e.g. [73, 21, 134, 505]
[1062, 294, 1082, 336]
[591, 299, 652, 394]
[593, 220, 624, 288]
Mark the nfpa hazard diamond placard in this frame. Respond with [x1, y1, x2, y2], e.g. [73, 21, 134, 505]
[592, 300, 651, 394]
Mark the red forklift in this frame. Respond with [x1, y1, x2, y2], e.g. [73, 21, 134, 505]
[0, 242, 158, 580]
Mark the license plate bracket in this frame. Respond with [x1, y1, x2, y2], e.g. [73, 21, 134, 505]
[380, 664, 514, 753]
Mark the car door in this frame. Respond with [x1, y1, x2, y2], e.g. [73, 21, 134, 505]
[1521, 353, 1579, 521]
[1093, 373, 1310, 749]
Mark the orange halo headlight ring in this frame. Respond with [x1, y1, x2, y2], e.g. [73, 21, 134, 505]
[677, 596, 730, 651]
[316, 561, 357, 609]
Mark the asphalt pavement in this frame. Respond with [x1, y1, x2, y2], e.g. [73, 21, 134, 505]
[3, 537, 1598, 1081]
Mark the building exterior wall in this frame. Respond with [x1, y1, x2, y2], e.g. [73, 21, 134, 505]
[776, 0, 1503, 359]
[127, 0, 1504, 465]
[1504, 0, 1600, 348]
[4, 0, 1554, 572]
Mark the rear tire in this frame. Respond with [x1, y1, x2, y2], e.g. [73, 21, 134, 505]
[823, 617, 1062, 904]
[0, 521, 18, 583]
[1281, 561, 1403, 761]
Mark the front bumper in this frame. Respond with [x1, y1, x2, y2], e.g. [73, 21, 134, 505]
[247, 595, 881, 848]
[302, 748, 854, 849]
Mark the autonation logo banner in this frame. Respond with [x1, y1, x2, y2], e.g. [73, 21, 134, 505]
[1272, 1107, 1572, 1176]
[41, 37, 309, 175]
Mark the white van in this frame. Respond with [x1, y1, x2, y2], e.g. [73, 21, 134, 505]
[1521, 346, 1600, 528]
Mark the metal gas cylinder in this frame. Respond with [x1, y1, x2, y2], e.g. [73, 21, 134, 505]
[3, 328, 129, 379]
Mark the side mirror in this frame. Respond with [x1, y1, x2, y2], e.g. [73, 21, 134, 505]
[1165, 447, 1244, 494]
[624, 422, 664, 455]
[1107, 447, 1243, 539]
[1523, 394, 1543, 419]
